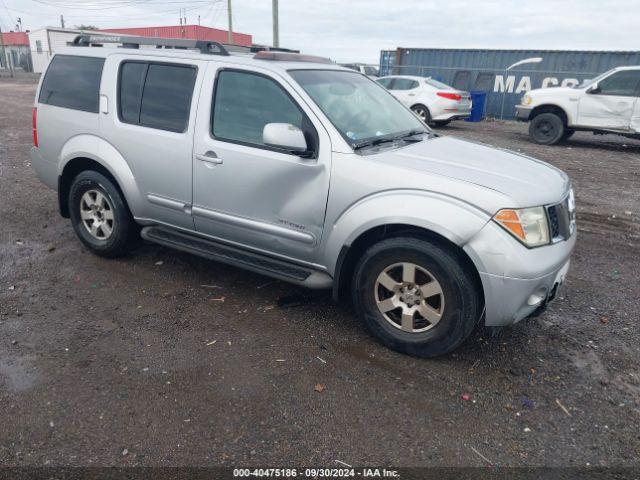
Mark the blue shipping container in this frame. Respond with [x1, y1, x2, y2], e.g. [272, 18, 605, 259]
[379, 48, 640, 119]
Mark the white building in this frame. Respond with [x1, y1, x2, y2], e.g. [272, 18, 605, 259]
[28, 27, 97, 73]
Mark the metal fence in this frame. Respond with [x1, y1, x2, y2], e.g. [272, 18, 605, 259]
[379, 48, 640, 119]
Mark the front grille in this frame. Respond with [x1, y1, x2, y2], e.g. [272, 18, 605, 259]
[548, 205, 561, 238]
[546, 195, 575, 241]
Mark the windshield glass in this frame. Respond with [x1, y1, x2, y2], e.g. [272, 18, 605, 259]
[289, 69, 427, 147]
[424, 77, 453, 90]
[579, 69, 614, 89]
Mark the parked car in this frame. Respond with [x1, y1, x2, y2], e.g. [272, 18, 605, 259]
[517, 66, 640, 145]
[340, 63, 379, 77]
[376, 75, 472, 126]
[31, 35, 576, 357]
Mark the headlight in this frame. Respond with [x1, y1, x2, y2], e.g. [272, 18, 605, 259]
[493, 207, 550, 247]
[521, 94, 532, 106]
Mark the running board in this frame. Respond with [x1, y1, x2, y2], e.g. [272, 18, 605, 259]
[141, 226, 332, 289]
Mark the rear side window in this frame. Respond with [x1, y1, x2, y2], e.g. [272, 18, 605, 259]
[118, 61, 197, 132]
[39, 55, 104, 113]
[390, 78, 418, 90]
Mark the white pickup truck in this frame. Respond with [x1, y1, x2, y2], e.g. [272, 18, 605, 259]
[516, 66, 640, 144]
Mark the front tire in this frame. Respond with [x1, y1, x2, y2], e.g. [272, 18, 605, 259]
[352, 237, 482, 357]
[529, 112, 565, 145]
[68, 170, 139, 258]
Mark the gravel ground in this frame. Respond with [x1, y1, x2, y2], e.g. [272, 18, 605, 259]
[1, 77, 639, 469]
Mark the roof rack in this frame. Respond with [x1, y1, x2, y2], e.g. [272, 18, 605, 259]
[253, 51, 333, 64]
[69, 34, 229, 56]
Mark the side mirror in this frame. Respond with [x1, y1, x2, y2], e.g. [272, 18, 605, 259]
[263, 123, 310, 156]
[587, 85, 601, 94]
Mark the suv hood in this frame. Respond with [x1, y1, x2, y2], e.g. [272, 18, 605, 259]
[377, 136, 569, 207]
[529, 86, 579, 98]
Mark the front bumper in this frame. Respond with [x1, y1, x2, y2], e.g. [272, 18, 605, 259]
[515, 105, 533, 121]
[464, 220, 576, 326]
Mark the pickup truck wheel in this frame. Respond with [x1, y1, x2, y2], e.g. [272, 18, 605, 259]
[68, 170, 139, 258]
[352, 237, 482, 357]
[411, 104, 431, 124]
[529, 113, 565, 145]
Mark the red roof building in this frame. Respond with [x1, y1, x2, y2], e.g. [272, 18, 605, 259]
[100, 25, 252, 47]
[1, 32, 29, 46]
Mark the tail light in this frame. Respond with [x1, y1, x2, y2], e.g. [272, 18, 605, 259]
[32, 107, 38, 147]
[437, 92, 462, 101]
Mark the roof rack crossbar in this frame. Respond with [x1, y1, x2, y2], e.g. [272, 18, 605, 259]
[70, 34, 230, 56]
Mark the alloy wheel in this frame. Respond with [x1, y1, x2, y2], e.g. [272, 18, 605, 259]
[79, 189, 115, 240]
[374, 262, 445, 333]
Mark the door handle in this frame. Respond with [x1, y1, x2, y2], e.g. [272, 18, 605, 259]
[195, 151, 223, 165]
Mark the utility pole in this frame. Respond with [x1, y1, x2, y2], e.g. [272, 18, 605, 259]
[227, 0, 233, 44]
[272, 0, 279, 48]
[60, 14, 65, 28]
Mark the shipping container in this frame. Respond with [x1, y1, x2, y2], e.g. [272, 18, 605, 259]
[380, 48, 640, 119]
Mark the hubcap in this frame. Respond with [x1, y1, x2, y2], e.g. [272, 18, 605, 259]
[413, 108, 427, 121]
[374, 262, 445, 333]
[80, 189, 114, 240]
[536, 120, 555, 139]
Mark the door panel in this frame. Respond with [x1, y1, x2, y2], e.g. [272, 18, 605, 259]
[100, 55, 206, 229]
[577, 70, 640, 130]
[192, 64, 332, 263]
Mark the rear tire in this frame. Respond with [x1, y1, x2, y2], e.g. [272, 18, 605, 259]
[529, 112, 565, 145]
[411, 104, 431, 125]
[68, 170, 139, 258]
[352, 237, 482, 358]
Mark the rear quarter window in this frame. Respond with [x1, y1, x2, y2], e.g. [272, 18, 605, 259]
[39, 55, 105, 113]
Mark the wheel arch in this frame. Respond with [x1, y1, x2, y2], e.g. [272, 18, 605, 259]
[530, 104, 570, 126]
[58, 158, 127, 217]
[332, 223, 485, 310]
[57, 137, 141, 218]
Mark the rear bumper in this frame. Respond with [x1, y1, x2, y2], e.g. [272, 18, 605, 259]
[433, 111, 472, 121]
[30, 146, 58, 190]
[464, 220, 576, 326]
[515, 105, 533, 121]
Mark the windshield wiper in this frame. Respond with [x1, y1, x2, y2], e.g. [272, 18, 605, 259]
[352, 136, 397, 150]
[395, 129, 430, 141]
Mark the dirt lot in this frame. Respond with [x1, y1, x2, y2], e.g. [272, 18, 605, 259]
[1, 77, 639, 469]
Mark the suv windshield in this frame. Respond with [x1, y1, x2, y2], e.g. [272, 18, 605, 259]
[289, 69, 427, 148]
[579, 69, 614, 89]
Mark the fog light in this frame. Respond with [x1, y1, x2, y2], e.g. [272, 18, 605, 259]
[527, 287, 548, 306]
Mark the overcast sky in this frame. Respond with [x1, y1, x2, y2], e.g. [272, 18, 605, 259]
[3, 0, 640, 63]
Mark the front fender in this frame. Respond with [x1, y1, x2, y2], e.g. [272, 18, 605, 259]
[321, 190, 491, 275]
[59, 134, 144, 215]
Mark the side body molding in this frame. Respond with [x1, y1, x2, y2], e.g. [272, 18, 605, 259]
[59, 135, 145, 216]
[321, 190, 492, 276]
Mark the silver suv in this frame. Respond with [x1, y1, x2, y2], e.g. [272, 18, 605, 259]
[31, 35, 576, 357]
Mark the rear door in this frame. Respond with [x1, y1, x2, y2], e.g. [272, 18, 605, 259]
[191, 64, 332, 263]
[577, 69, 640, 130]
[100, 54, 207, 229]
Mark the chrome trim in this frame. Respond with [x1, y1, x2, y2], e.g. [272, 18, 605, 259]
[147, 193, 190, 213]
[191, 206, 316, 245]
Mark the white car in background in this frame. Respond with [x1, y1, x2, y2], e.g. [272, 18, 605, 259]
[377, 75, 472, 126]
[516, 66, 640, 145]
[340, 63, 379, 77]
